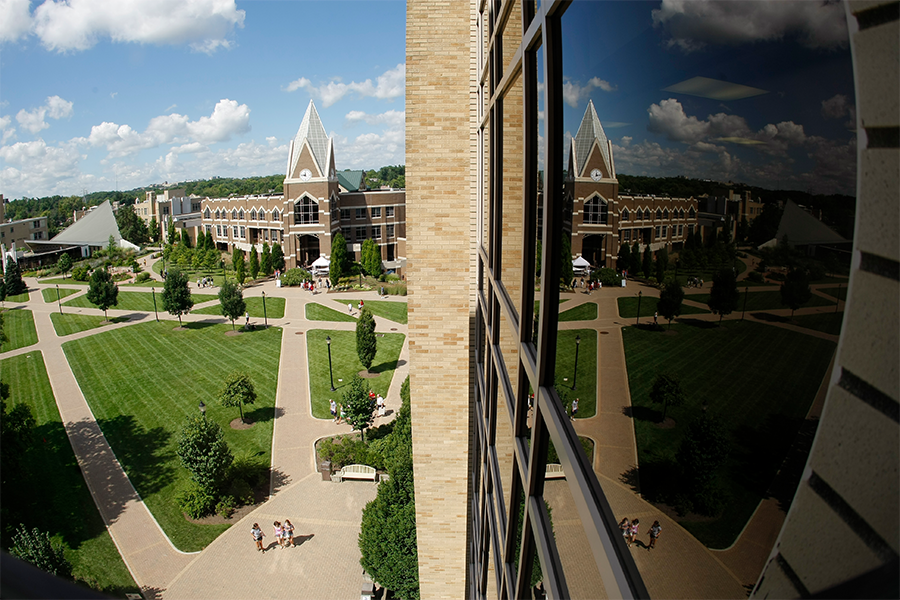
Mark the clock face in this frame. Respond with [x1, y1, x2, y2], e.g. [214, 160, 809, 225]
[299, 169, 312, 181]
[590, 168, 602, 182]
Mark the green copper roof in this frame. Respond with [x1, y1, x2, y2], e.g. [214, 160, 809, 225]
[337, 170, 365, 192]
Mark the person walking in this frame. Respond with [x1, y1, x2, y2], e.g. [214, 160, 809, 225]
[330, 399, 337, 422]
[648, 520, 661, 550]
[347, 303, 353, 314]
[338, 403, 345, 424]
[629, 518, 640, 547]
[251, 523, 265, 552]
[376, 394, 385, 418]
[653, 311, 658, 326]
[283, 519, 295, 548]
[245, 312, 250, 329]
[571, 398, 579, 420]
[273, 521, 284, 548]
[619, 518, 630, 544]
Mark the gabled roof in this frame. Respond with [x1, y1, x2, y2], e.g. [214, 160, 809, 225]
[572, 100, 611, 177]
[337, 170, 365, 192]
[288, 100, 330, 177]
[775, 200, 848, 246]
[51, 200, 122, 246]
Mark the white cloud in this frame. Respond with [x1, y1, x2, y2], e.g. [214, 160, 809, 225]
[0, 138, 85, 198]
[562, 76, 618, 108]
[0, 115, 16, 144]
[0, 0, 32, 43]
[647, 98, 710, 143]
[283, 64, 405, 107]
[821, 93, 856, 127]
[332, 115, 405, 169]
[81, 99, 250, 157]
[16, 0, 245, 53]
[15, 95, 74, 134]
[345, 110, 404, 128]
[652, 0, 848, 52]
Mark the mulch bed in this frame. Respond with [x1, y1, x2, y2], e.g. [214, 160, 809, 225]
[230, 418, 254, 430]
[358, 370, 380, 379]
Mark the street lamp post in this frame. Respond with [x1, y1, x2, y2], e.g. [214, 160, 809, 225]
[741, 286, 749, 321]
[326, 335, 336, 391]
[56, 285, 62, 314]
[835, 283, 841, 313]
[262, 291, 267, 328]
[572, 335, 581, 390]
[152, 287, 159, 322]
[636, 291, 642, 326]
[199, 401, 206, 419]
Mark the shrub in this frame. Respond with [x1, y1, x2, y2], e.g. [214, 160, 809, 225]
[317, 435, 385, 470]
[176, 482, 216, 519]
[591, 267, 623, 287]
[385, 273, 400, 282]
[747, 271, 765, 283]
[281, 267, 312, 286]
[768, 271, 786, 282]
[135, 272, 151, 283]
[216, 496, 236, 518]
[112, 272, 131, 282]
[72, 265, 90, 281]
[10, 525, 72, 578]
[229, 452, 268, 490]
[227, 478, 255, 506]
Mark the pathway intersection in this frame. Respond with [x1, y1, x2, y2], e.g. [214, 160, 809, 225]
[2, 266, 843, 598]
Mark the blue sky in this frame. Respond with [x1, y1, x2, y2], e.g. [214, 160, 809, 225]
[0, 0, 406, 199]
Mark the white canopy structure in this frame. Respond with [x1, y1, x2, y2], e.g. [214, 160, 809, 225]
[311, 256, 330, 268]
[572, 256, 591, 268]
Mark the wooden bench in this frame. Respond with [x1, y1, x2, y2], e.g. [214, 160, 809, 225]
[545, 464, 565, 480]
[334, 464, 377, 483]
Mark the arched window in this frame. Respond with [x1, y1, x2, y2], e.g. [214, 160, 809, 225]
[231, 209, 237, 220]
[656, 208, 662, 220]
[583, 196, 608, 225]
[663, 209, 669, 220]
[294, 196, 318, 225]
[621, 208, 629, 221]
[272, 209, 280, 221]
[250, 209, 257, 221]
[204, 207, 211, 219]
[689, 207, 696, 219]
[239, 209, 244, 220]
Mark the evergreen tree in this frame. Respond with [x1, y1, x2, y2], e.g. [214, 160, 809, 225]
[218, 370, 256, 423]
[260, 242, 273, 276]
[657, 279, 684, 329]
[86, 268, 119, 321]
[196, 230, 206, 252]
[629, 241, 641, 275]
[707, 267, 740, 323]
[780, 267, 812, 319]
[616, 242, 630, 273]
[166, 217, 176, 245]
[642, 245, 653, 278]
[181, 229, 192, 248]
[4, 257, 27, 296]
[272, 243, 285, 273]
[116, 205, 149, 244]
[655, 248, 669, 282]
[204, 248, 220, 271]
[57, 253, 72, 278]
[249, 246, 260, 281]
[559, 233, 574, 287]
[649, 373, 686, 421]
[148, 216, 160, 243]
[342, 375, 375, 442]
[330, 232, 349, 287]
[232, 248, 246, 285]
[535, 239, 542, 278]
[161, 269, 194, 325]
[356, 307, 377, 373]
[361, 239, 382, 277]
[176, 414, 233, 493]
[218, 280, 246, 331]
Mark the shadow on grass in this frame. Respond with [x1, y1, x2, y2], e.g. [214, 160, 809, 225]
[732, 413, 804, 499]
[368, 360, 399, 375]
[114, 314, 141, 323]
[751, 312, 790, 324]
[620, 458, 679, 503]
[242, 405, 282, 424]
[677, 318, 721, 329]
[183, 321, 219, 330]
[622, 405, 662, 423]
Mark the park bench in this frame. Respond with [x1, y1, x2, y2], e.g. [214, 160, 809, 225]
[333, 464, 377, 483]
[545, 464, 565, 480]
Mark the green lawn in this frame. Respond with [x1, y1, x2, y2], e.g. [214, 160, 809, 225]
[307, 329, 405, 419]
[64, 290, 218, 312]
[50, 313, 131, 336]
[193, 296, 286, 319]
[63, 321, 283, 552]
[6, 291, 30, 303]
[42, 287, 81, 303]
[306, 303, 357, 322]
[622, 320, 836, 548]
[0, 352, 139, 596]
[37, 277, 85, 285]
[0, 309, 38, 353]
[559, 302, 597, 322]
[818, 285, 848, 302]
[341, 299, 408, 324]
[684, 289, 836, 312]
[617, 296, 710, 319]
[554, 329, 597, 419]
[121, 278, 164, 287]
[789, 312, 845, 336]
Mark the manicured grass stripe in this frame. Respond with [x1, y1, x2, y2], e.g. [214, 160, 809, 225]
[617, 296, 709, 319]
[623, 321, 835, 548]
[306, 303, 357, 322]
[684, 290, 835, 312]
[307, 329, 405, 419]
[335, 299, 409, 324]
[64, 290, 218, 312]
[193, 296, 286, 319]
[63, 321, 283, 551]
[6, 291, 30, 302]
[0, 352, 139, 596]
[0, 309, 38, 353]
[42, 287, 81, 303]
[50, 313, 130, 336]
[559, 302, 597, 322]
[38, 277, 85, 285]
[818, 286, 848, 302]
[790, 312, 845, 336]
[555, 329, 597, 418]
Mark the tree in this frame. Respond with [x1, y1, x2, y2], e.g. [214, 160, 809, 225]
[148, 216, 160, 243]
[4, 257, 27, 296]
[657, 279, 684, 329]
[196, 230, 206, 252]
[707, 268, 740, 323]
[166, 217, 176, 246]
[535, 239, 543, 278]
[629, 241, 641, 275]
[1, 395, 36, 477]
[180, 229, 192, 248]
[218, 371, 256, 423]
[86, 268, 119, 321]
[218, 280, 246, 331]
[204, 248, 220, 271]
[107, 235, 116, 254]
[559, 233, 574, 287]
[330, 232, 350, 287]
[162, 269, 194, 325]
[676, 413, 729, 514]
[10, 525, 72, 579]
[361, 238, 382, 277]
[655, 248, 669, 282]
[357, 306, 377, 373]
[248, 246, 260, 281]
[780, 267, 812, 319]
[642, 245, 653, 278]
[736, 216, 749, 242]
[342, 375, 375, 441]
[272, 243, 285, 273]
[176, 414, 234, 492]
[649, 373, 686, 421]
[232, 248, 246, 285]
[616, 242, 630, 273]
[115, 205, 149, 244]
[54, 253, 72, 280]
[260, 242, 273, 276]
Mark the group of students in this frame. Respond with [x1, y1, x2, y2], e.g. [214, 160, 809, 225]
[251, 519, 297, 552]
[329, 392, 385, 424]
[619, 517, 662, 550]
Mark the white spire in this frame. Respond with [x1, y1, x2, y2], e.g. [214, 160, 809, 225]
[572, 100, 611, 177]
[288, 100, 330, 177]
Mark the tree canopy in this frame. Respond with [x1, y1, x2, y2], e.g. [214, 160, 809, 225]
[707, 268, 740, 323]
[356, 306, 377, 372]
[232, 248, 246, 285]
[271, 243, 285, 273]
[342, 375, 375, 441]
[248, 246, 260, 281]
[260, 242, 273, 276]
[218, 371, 256, 423]
[649, 373, 686, 421]
[86, 268, 119, 320]
[176, 414, 233, 493]
[57, 253, 73, 278]
[115, 205, 149, 245]
[780, 267, 812, 318]
[657, 280, 684, 329]
[361, 239, 382, 277]
[218, 280, 246, 331]
[4, 257, 27, 297]
[161, 269, 194, 325]
[330, 232, 350, 286]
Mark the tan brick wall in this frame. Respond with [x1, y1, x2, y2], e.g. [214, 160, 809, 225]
[407, 0, 478, 596]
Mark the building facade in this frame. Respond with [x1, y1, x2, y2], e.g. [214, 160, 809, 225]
[0, 194, 50, 251]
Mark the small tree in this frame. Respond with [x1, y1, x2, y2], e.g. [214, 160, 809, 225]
[166, 217, 176, 245]
[86, 268, 119, 321]
[57, 253, 73, 279]
[356, 306, 377, 373]
[161, 269, 194, 325]
[330, 232, 349, 287]
[629, 241, 641, 275]
[559, 234, 574, 287]
[218, 370, 256, 423]
[176, 414, 233, 492]
[342, 375, 375, 441]
[232, 248, 246, 285]
[649, 373, 686, 421]
[616, 242, 630, 273]
[10, 525, 72, 579]
[361, 239, 382, 277]
[655, 248, 669, 282]
[180, 229, 192, 248]
[248, 246, 260, 281]
[657, 279, 684, 329]
[204, 248, 220, 271]
[780, 267, 812, 319]
[218, 280, 246, 331]
[4, 257, 27, 296]
[707, 268, 740, 324]
[642, 245, 653, 278]
[272, 243, 285, 273]
[148, 216, 160, 243]
[196, 230, 206, 252]
[260, 242, 273, 276]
